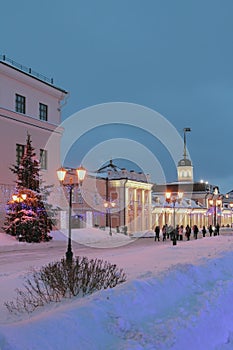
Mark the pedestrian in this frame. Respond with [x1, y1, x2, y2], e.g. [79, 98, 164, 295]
[202, 225, 207, 237]
[208, 225, 213, 237]
[154, 225, 160, 241]
[162, 225, 166, 241]
[170, 226, 174, 241]
[175, 225, 179, 241]
[185, 224, 191, 240]
[179, 225, 184, 241]
[167, 224, 171, 239]
[193, 225, 199, 239]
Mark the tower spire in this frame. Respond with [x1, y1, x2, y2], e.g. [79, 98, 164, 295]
[183, 127, 191, 159]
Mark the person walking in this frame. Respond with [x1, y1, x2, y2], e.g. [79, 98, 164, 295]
[208, 225, 213, 237]
[179, 225, 184, 241]
[185, 224, 191, 240]
[175, 225, 179, 241]
[202, 225, 207, 237]
[154, 225, 160, 242]
[166, 224, 171, 239]
[162, 225, 166, 241]
[193, 225, 199, 239]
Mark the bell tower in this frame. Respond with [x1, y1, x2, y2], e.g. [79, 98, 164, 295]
[177, 128, 193, 182]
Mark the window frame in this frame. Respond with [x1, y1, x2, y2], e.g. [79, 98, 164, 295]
[16, 144, 25, 165]
[40, 149, 48, 170]
[15, 94, 26, 114]
[39, 103, 48, 121]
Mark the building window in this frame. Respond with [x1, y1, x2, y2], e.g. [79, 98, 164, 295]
[16, 144, 25, 165]
[40, 149, 47, 170]
[77, 190, 84, 204]
[15, 94, 26, 114]
[39, 103, 48, 121]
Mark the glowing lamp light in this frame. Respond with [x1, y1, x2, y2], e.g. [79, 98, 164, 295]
[12, 194, 27, 202]
[57, 167, 67, 182]
[12, 195, 18, 202]
[104, 201, 116, 209]
[76, 165, 87, 183]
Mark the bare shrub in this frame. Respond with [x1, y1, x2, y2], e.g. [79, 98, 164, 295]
[5, 256, 126, 314]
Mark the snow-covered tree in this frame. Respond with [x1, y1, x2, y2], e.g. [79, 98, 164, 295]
[3, 134, 54, 242]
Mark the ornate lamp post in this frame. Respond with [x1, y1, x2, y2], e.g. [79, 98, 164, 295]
[208, 188, 222, 228]
[104, 201, 116, 236]
[57, 165, 87, 263]
[164, 192, 171, 225]
[165, 191, 183, 245]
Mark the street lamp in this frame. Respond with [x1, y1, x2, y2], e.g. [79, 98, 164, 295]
[57, 165, 87, 263]
[208, 188, 222, 228]
[165, 192, 183, 245]
[104, 201, 116, 236]
[164, 192, 171, 225]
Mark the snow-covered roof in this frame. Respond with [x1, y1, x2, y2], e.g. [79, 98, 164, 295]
[152, 194, 204, 209]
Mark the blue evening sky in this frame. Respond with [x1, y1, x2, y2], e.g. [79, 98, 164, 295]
[1, 0, 233, 192]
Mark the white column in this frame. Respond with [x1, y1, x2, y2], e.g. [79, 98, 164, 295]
[141, 190, 145, 230]
[134, 188, 138, 232]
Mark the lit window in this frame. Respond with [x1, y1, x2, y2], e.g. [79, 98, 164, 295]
[15, 94, 26, 114]
[16, 144, 25, 165]
[39, 103, 48, 121]
[40, 149, 47, 170]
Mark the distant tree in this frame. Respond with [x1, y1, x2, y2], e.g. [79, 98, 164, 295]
[3, 134, 54, 242]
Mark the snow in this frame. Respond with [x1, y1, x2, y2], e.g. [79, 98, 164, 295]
[1, 228, 233, 349]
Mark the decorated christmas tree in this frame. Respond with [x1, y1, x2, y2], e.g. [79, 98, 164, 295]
[3, 134, 54, 242]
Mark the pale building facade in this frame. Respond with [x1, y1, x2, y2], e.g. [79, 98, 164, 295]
[0, 56, 67, 226]
[62, 167, 153, 234]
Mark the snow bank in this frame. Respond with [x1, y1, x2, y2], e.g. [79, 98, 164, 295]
[1, 230, 233, 349]
[1, 252, 233, 349]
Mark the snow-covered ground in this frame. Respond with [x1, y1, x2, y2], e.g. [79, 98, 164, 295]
[1, 228, 233, 349]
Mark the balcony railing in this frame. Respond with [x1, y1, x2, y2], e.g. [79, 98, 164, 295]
[0, 54, 54, 85]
